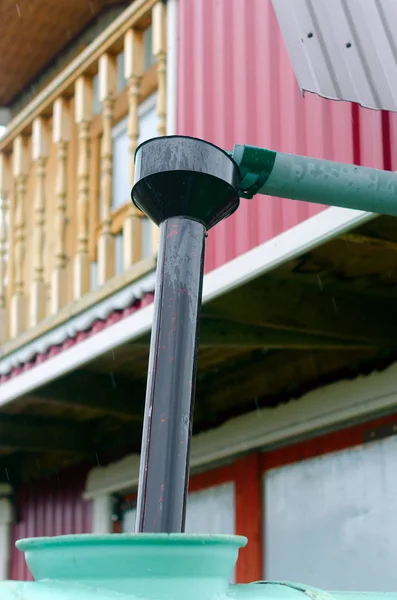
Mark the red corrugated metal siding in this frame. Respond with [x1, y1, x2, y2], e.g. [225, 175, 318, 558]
[177, 0, 396, 274]
[10, 465, 92, 581]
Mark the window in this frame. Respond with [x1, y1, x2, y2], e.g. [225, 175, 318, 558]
[0, 199, 9, 287]
[136, 94, 158, 257]
[109, 92, 158, 262]
[264, 435, 397, 592]
[114, 232, 124, 276]
[143, 25, 156, 71]
[120, 483, 235, 581]
[116, 51, 126, 93]
[141, 217, 153, 259]
[93, 26, 160, 275]
[90, 261, 98, 291]
[137, 93, 158, 144]
[185, 483, 235, 535]
[92, 74, 101, 115]
[111, 93, 158, 213]
[121, 483, 235, 535]
[111, 116, 129, 212]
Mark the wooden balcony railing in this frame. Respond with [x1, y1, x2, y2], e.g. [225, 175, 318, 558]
[0, 0, 167, 346]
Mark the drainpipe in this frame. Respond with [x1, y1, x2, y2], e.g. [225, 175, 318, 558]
[232, 144, 397, 215]
[131, 136, 239, 533]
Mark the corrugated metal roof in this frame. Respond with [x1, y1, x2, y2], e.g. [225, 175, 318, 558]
[271, 0, 397, 112]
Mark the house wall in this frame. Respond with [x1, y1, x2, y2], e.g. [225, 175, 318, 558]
[10, 464, 92, 581]
[81, 360, 397, 587]
[7, 0, 397, 584]
[10, 357, 397, 583]
[262, 414, 397, 591]
[110, 413, 397, 589]
[10, 414, 397, 587]
[177, 0, 397, 274]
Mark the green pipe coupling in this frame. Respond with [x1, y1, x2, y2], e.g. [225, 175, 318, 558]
[232, 144, 276, 199]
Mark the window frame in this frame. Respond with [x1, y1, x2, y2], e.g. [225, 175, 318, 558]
[114, 463, 235, 532]
[89, 62, 157, 263]
[112, 456, 264, 584]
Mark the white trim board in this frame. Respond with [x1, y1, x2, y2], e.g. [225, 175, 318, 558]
[0, 206, 374, 409]
[91, 495, 113, 534]
[85, 357, 397, 499]
[0, 484, 13, 580]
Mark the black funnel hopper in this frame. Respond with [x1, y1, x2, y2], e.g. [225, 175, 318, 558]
[131, 136, 240, 229]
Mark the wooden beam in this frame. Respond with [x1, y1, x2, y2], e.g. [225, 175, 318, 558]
[340, 233, 397, 251]
[0, 420, 144, 484]
[0, 415, 93, 454]
[0, 451, 82, 484]
[272, 250, 397, 302]
[203, 277, 397, 346]
[197, 318, 373, 350]
[129, 317, 374, 350]
[93, 416, 143, 457]
[194, 348, 377, 425]
[31, 370, 146, 420]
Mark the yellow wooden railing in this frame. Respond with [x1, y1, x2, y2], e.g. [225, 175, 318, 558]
[0, 0, 166, 345]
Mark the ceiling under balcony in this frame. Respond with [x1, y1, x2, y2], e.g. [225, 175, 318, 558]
[2, 212, 397, 483]
[0, 0, 130, 107]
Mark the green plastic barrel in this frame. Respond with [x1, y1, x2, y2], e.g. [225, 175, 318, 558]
[1, 534, 397, 600]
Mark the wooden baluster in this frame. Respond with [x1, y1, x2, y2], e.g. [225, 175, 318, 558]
[151, 1, 167, 254]
[97, 53, 116, 284]
[52, 97, 71, 313]
[30, 116, 49, 327]
[74, 76, 93, 299]
[123, 28, 144, 269]
[0, 153, 10, 342]
[11, 135, 28, 337]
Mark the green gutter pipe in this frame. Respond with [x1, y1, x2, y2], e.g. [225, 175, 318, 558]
[232, 144, 397, 215]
